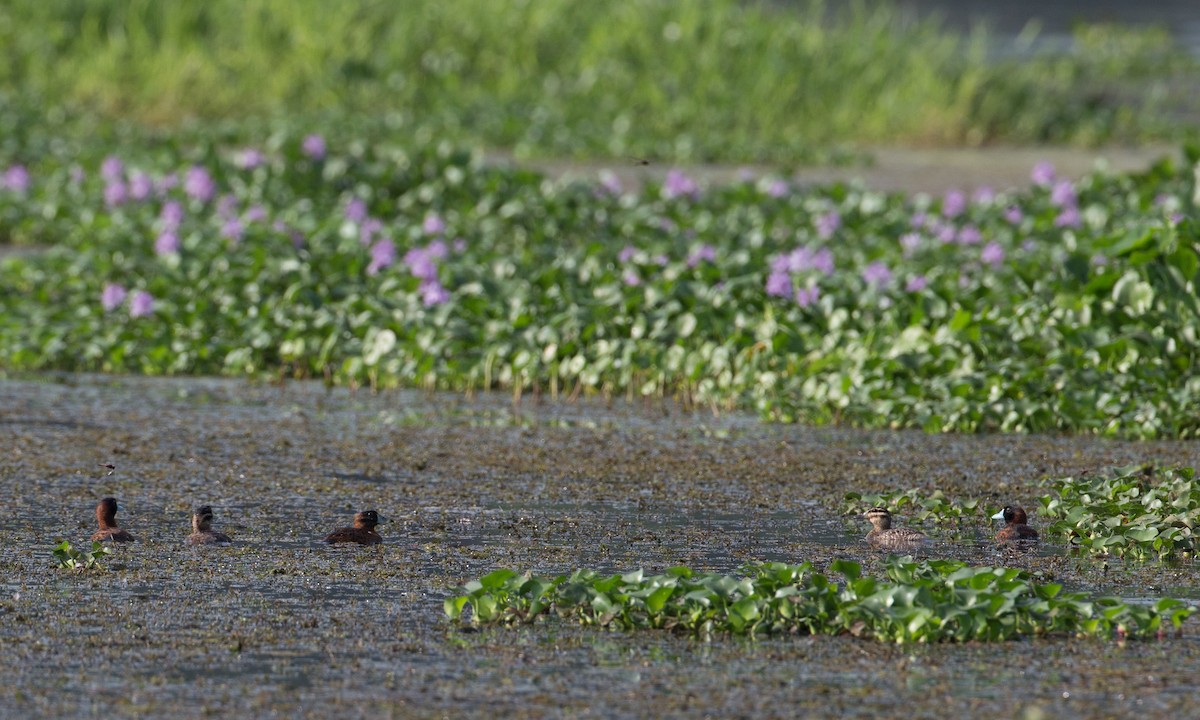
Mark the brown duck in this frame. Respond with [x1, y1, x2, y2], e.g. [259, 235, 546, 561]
[992, 506, 1039, 542]
[863, 506, 928, 550]
[187, 505, 232, 545]
[324, 510, 385, 545]
[92, 497, 135, 542]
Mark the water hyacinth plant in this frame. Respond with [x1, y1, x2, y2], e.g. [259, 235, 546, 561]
[445, 559, 1194, 642]
[1, 124, 1199, 437]
[842, 490, 983, 527]
[52, 540, 111, 571]
[1039, 465, 1200, 561]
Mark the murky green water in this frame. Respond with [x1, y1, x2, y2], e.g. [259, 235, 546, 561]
[2, 374, 1199, 718]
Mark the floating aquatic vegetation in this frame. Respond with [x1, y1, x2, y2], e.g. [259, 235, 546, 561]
[1040, 465, 1200, 561]
[446, 559, 1194, 642]
[1, 126, 1199, 437]
[51, 540, 110, 571]
[843, 490, 983, 527]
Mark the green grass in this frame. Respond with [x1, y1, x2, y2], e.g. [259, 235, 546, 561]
[1, 0, 1196, 163]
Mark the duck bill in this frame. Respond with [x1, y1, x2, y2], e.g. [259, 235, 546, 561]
[990, 509, 1005, 520]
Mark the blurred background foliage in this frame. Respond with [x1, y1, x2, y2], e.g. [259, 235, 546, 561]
[1, 0, 1196, 164]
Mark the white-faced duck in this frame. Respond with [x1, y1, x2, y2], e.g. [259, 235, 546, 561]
[992, 505, 1039, 543]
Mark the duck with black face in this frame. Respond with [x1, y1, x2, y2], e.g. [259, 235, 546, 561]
[863, 506, 928, 550]
[992, 505, 1038, 542]
[187, 505, 232, 545]
[92, 497, 135, 542]
[325, 510, 385, 545]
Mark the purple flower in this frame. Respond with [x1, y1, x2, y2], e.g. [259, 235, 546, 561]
[403, 246, 437, 281]
[900, 232, 921, 256]
[302, 134, 326, 160]
[367, 239, 396, 275]
[598, 170, 623, 195]
[101, 283, 127, 312]
[766, 179, 789, 198]
[910, 211, 928, 229]
[808, 248, 831, 276]
[156, 173, 178, 195]
[905, 275, 928, 292]
[244, 205, 268, 224]
[1003, 205, 1024, 225]
[345, 198, 368, 223]
[129, 290, 154, 318]
[774, 246, 834, 277]
[453, 238, 467, 253]
[1021, 239, 1037, 253]
[941, 190, 966, 218]
[765, 271, 792, 298]
[1050, 180, 1076, 208]
[184, 166, 215, 202]
[129, 171, 153, 201]
[104, 181, 128, 207]
[420, 280, 451, 306]
[662, 169, 698, 199]
[795, 286, 820, 308]
[981, 242, 1005, 267]
[618, 245, 638, 263]
[862, 261, 892, 287]
[160, 201, 184, 229]
[237, 148, 265, 170]
[687, 244, 717, 267]
[956, 225, 982, 246]
[972, 186, 995, 205]
[653, 254, 669, 266]
[815, 211, 841, 240]
[623, 270, 641, 287]
[154, 231, 180, 256]
[100, 156, 124, 182]
[1031, 161, 1055, 186]
[654, 216, 677, 233]
[1091, 254, 1108, 267]
[937, 224, 957, 244]
[422, 213, 446, 235]
[216, 194, 239, 220]
[2, 165, 30, 193]
[1054, 207, 1081, 228]
[221, 218, 244, 242]
[359, 217, 384, 246]
[427, 239, 449, 259]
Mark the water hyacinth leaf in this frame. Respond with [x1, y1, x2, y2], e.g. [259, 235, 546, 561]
[479, 569, 518, 591]
[731, 598, 760, 623]
[444, 595, 469, 620]
[830, 559, 861, 582]
[362, 327, 397, 365]
[645, 585, 676, 613]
